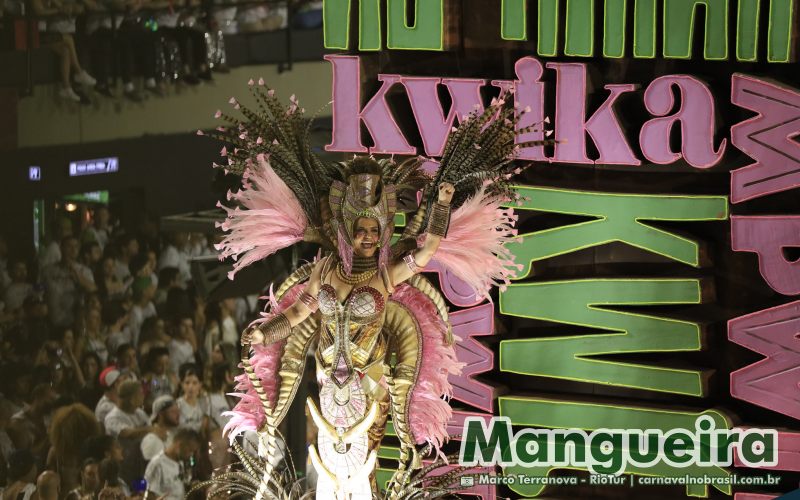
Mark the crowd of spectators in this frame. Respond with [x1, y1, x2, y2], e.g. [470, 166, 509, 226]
[0, 0, 323, 104]
[0, 205, 262, 499]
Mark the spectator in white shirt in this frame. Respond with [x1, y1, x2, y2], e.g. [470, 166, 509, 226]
[144, 429, 201, 500]
[104, 380, 151, 439]
[168, 316, 197, 376]
[104, 380, 153, 486]
[158, 233, 192, 285]
[175, 364, 207, 434]
[129, 277, 156, 347]
[114, 234, 139, 286]
[38, 218, 72, 272]
[103, 301, 131, 355]
[42, 236, 97, 328]
[115, 344, 140, 380]
[140, 395, 179, 462]
[84, 206, 111, 250]
[95, 367, 128, 430]
[3, 259, 34, 313]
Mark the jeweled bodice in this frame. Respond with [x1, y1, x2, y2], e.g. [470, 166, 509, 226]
[316, 283, 387, 378]
[318, 284, 385, 323]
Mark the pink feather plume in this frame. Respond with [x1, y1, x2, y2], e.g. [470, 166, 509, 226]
[223, 284, 306, 442]
[391, 284, 464, 460]
[215, 155, 307, 280]
[429, 187, 522, 297]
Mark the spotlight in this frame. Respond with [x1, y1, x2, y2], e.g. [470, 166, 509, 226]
[65, 203, 77, 212]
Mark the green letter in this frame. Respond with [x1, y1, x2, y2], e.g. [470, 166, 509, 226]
[590, 431, 624, 475]
[664, 432, 694, 464]
[565, 0, 594, 56]
[768, 0, 795, 62]
[500, 396, 732, 497]
[508, 186, 728, 275]
[500, 279, 708, 396]
[633, 0, 657, 58]
[516, 431, 549, 464]
[501, 0, 527, 40]
[628, 433, 660, 464]
[736, 0, 759, 61]
[603, 0, 627, 57]
[740, 432, 777, 465]
[663, 0, 729, 59]
[460, 417, 513, 465]
[387, 0, 444, 50]
[323, 0, 382, 50]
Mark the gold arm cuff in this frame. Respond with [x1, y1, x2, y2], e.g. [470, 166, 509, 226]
[426, 202, 451, 238]
[257, 313, 292, 344]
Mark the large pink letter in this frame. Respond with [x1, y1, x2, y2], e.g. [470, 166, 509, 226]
[424, 260, 483, 307]
[325, 55, 416, 155]
[401, 77, 485, 157]
[546, 62, 640, 165]
[640, 75, 726, 168]
[449, 303, 500, 413]
[729, 300, 800, 418]
[492, 57, 548, 161]
[731, 216, 800, 295]
[730, 74, 800, 203]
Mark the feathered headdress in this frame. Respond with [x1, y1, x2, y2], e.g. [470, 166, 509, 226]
[208, 84, 551, 295]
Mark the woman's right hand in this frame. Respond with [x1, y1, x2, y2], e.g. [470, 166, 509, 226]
[241, 325, 264, 345]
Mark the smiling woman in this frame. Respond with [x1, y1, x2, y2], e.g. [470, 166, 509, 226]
[353, 217, 380, 257]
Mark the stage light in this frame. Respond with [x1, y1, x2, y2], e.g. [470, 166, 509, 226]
[65, 203, 77, 212]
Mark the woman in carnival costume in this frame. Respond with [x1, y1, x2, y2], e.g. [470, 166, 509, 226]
[196, 81, 549, 500]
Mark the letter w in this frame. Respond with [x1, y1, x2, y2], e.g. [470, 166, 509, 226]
[500, 279, 708, 396]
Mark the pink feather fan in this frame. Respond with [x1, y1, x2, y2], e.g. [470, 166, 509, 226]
[429, 187, 523, 297]
[215, 154, 307, 280]
[391, 283, 464, 460]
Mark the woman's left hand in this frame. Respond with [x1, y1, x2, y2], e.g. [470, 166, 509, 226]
[437, 182, 455, 205]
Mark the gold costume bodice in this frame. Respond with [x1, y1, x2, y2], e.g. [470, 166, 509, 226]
[315, 283, 388, 379]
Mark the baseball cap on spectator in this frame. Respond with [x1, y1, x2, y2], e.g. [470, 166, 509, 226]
[150, 395, 176, 423]
[99, 367, 121, 388]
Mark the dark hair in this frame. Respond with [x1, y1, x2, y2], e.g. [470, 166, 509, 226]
[178, 363, 201, 383]
[118, 233, 138, 249]
[158, 267, 180, 289]
[60, 235, 78, 247]
[81, 241, 100, 258]
[138, 316, 160, 345]
[102, 300, 127, 326]
[82, 435, 115, 462]
[115, 343, 135, 360]
[173, 428, 201, 446]
[49, 326, 74, 344]
[80, 351, 102, 370]
[7, 449, 35, 481]
[98, 457, 120, 485]
[205, 301, 223, 325]
[129, 253, 149, 277]
[81, 457, 99, 470]
[146, 347, 170, 372]
[210, 363, 231, 392]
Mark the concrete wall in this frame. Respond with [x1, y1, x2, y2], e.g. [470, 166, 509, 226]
[17, 61, 333, 148]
